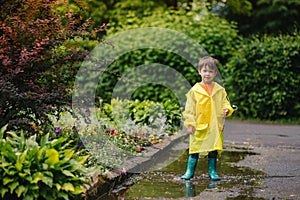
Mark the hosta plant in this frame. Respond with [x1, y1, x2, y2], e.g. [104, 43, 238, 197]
[0, 125, 90, 200]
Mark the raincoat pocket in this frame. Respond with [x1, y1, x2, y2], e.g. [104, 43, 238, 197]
[196, 123, 208, 131]
[194, 124, 209, 141]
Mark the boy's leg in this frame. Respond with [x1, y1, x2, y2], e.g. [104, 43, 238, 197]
[208, 150, 221, 181]
[181, 153, 198, 180]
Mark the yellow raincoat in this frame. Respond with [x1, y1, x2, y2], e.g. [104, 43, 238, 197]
[183, 82, 234, 155]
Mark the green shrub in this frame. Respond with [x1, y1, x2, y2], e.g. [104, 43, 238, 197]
[224, 33, 300, 120]
[97, 8, 240, 104]
[101, 98, 182, 133]
[0, 125, 89, 200]
[108, 7, 240, 64]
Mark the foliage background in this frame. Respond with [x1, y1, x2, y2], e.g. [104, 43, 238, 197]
[97, 7, 240, 105]
[96, 1, 299, 122]
[1, 0, 299, 133]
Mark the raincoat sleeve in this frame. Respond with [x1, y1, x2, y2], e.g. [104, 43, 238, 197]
[222, 89, 234, 117]
[183, 90, 197, 128]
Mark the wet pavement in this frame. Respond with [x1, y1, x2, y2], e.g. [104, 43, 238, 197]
[101, 120, 300, 200]
[224, 120, 300, 200]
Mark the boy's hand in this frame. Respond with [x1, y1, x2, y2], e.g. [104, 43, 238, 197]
[187, 126, 195, 134]
[223, 108, 229, 117]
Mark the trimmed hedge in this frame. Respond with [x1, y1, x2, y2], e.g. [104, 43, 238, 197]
[224, 33, 300, 120]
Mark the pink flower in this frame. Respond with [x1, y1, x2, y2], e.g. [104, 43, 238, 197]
[121, 168, 127, 175]
[137, 145, 142, 152]
[111, 130, 117, 135]
[106, 129, 117, 135]
[55, 126, 61, 133]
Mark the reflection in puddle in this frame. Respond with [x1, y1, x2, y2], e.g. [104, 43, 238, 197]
[185, 181, 196, 197]
[108, 150, 266, 199]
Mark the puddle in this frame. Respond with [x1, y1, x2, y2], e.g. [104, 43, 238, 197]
[101, 150, 266, 199]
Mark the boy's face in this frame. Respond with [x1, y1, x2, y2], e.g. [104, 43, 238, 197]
[199, 65, 217, 84]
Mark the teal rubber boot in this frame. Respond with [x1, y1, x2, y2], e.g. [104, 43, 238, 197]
[181, 154, 198, 180]
[208, 158, 221, 181]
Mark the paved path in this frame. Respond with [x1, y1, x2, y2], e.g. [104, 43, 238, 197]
[219, 120, 300, 199]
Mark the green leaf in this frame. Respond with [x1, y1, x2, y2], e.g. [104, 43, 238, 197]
[41, 174, 53, 187]
[28, 184, 39, 190]
[23, 194, 34, 200]
[75, 155, 89, 165]
[51, 137, 67, 148]
[3, 177, 14, 185]
[62, 170, 74, 177]
[18, 171, 30, 178]
[72, 186, 86, 195]
[0, 124, 8, 139]
[15, 185, 26, 197]
[7, 131, 20, 142]
[55, 183, 62, 191]
[40, 133, 49, 146]
[15, 162, 23, 171]
[37, 147, 45, 161]
[62, 182, 74, 192]
[15, 149, 28, 171]
[42, 163, 49, 170]
[45, 149, 59, 165]
[27, 146, 39, 160]
[31, 172, 44, 184]
[6, 168, 17, 176]
[43, 171, 53, 178]
[0, 188, 8, 198]
[63, 149, 74, 160]
[58, 192, 69, 200]
[24, 174, 33, 182]
[6, 151, 17, 161]
[1, 157, 10, 168]
[8, 181, 19, 193]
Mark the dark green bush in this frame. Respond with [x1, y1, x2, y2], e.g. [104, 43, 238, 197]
[224, 33, 300, 120]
